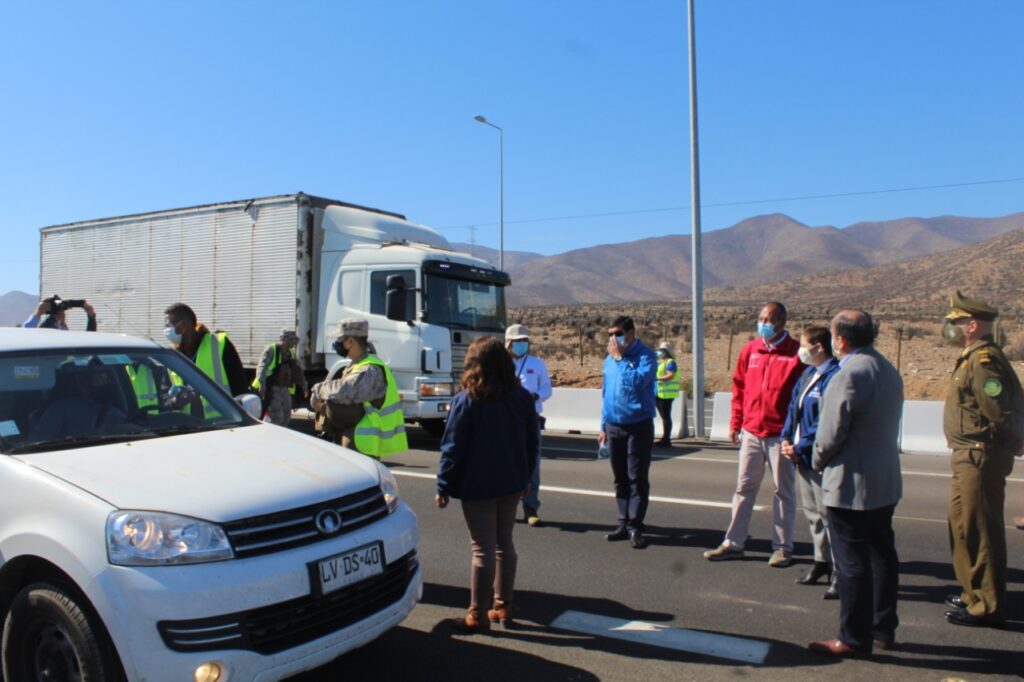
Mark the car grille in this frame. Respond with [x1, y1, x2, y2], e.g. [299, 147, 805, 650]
[157, 550, 418, 655]
[222, 486, 388, 559]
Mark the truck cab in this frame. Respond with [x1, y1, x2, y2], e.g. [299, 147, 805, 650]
[315, 205, 509, 434]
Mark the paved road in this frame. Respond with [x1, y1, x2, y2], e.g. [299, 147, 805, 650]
[293, 429, 1024, 681]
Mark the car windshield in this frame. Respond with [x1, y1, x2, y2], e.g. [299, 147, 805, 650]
[0, 347, 250, 454]
[425, 274, 506, 332]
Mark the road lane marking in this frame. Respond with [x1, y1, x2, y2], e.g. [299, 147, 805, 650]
[550, 610, 771, 664]
[391, 471, 764, 510]
[539, 446, 1024, 482]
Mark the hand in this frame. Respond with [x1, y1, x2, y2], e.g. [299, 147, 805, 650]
[82, 301, 95, 316]
[435, 495, 449, 509]
[35, 300, 51, 315]
[780, 441, 797, 462]
[729, 429, 740, 444]
[598, 431, 607, 446]
[607, 336, 624, 360]
[303, 386, 311, 400]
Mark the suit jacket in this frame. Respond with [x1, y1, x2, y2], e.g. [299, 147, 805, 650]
[813, 346, 903, 510]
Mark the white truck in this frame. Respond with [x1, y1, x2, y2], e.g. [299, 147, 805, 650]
[39, 192, 511, 434]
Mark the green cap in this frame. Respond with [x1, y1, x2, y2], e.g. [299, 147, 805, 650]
[945, 290, 998, 322]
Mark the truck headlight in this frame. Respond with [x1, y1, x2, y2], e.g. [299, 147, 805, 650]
[107, 511, 234, 566]
[419, 382, 453, 397]
[376, 462, 400, 513]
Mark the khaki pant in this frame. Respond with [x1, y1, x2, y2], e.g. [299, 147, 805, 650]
[948, 447, 1014, 621]
[723, 431, 796, 552]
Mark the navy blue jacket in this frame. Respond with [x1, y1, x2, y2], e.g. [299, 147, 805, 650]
[437, 385, 539, 500]
[780, 358, 840, 469]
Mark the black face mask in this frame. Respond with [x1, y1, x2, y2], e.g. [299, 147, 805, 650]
[333, 338, 349, 357]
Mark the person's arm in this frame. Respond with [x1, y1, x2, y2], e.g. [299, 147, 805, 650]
[812, 369, 856, 470]
[535, 357, 553, 403]
[730, 345, 749, 441]
[623, 348, 657, 393]
[254, 345, 274, 392]
[780, 374, 802, 443]
[221, 338, 249, 396]
[971, 354, 1016, 446]
[657, 359, 677, 382]
[523, 389, 540, 479]
[436, 394, 470, 498]
[83, 301, 97, 331]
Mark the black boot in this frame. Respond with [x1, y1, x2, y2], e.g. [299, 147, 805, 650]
[796, 561, 832, 585]
[823, 573, 839, 600]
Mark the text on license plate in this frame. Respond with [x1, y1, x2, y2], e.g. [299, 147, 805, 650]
[316, 542, 384, 595]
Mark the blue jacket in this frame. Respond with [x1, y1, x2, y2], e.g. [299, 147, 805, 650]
[601, 340, 657, 430]
[436, 385, 539, 500]
[781, 358, 841, 469]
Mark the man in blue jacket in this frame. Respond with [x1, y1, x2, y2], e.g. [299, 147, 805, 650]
[600, 315, 658, 549]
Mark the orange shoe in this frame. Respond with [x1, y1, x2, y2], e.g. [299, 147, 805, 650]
[487, 599, 514, 627]
[451, 608, 491, 634]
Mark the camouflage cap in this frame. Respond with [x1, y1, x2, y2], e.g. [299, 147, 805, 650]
[279, 328, 298, 339]
[505, 324, 530, 342]
[945, 290, 998, 322]
[328, 318, 369, 337]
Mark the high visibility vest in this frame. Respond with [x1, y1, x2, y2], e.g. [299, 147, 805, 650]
[656, 358, 681, 400]
[126, 364, 158, 409]
[351, 355, 408, 457]
[188, 331, 231, 419]
[251, 343, 298, 395]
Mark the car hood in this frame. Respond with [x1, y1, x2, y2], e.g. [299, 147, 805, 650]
[13, 425, 383, 522]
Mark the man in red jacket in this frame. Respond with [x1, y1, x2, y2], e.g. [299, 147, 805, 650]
[705, 301, 804, 567]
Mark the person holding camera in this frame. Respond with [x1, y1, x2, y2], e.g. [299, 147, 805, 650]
[23, 296, 97, 331]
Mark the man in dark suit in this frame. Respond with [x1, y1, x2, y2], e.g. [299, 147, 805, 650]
[808, 309, 904, 657]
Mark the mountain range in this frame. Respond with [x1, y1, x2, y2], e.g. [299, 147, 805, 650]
[468, 211, 1024, 306]
[0, 291, 36, 326]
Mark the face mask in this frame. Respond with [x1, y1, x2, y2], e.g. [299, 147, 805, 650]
[615, 334, 626, 347]
[757, 322, 776, 339]
[511, 341, 529, 357]
[656, 350, 666, 359]
[942, 321, 966, 346]
[164, 326, 182, 344]
[333, 338, 349, 357]
[797, 345, 817, 365]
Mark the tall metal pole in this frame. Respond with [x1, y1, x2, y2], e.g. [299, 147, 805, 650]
[474, 115, 504, 271]
[687, 0, 706, 438]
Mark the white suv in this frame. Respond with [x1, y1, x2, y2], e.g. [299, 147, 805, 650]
[0, 328, 421, 681]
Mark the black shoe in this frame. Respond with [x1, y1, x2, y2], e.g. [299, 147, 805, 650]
[945, 606, 1006, 628]
[606, 526, 629, 542]
[656, 438, 671, 447]
[629, 530, 648, 549]
[823, 579, 839, 600]
[945, 594, 967, 610]
[796, 562, 832, 585]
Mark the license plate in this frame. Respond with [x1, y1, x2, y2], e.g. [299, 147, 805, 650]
[313, 542, 384, 595]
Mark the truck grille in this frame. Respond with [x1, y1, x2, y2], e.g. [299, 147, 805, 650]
[450, 341, 469, 381]
[157, 550, 418, 655]
[222, 487, 388, 559]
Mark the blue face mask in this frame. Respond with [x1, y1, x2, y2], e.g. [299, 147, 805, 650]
[757, 322, 776, 339]
[615, 334, 626, 347]
[511, 341, 529, 357]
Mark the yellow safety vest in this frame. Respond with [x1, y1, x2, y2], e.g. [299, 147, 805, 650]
[251, 343, 298, 395]
[180, 331, 231, 420]
[351, 355, 408, 457]
[126, 364, 158, 409]
[656, 357, 681, 400]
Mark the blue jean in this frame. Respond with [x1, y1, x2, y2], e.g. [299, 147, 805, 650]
[522, 416, 542, 511]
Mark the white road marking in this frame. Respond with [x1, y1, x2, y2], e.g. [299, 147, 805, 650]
[550, 609, 771, 664]
[539, 445, 1024, 483]
[391, 471, 763, 511]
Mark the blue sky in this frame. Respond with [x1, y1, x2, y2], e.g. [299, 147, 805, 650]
[2, 1, 1022, 295]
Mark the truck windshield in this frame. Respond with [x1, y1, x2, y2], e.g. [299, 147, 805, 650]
[425, 274, 506, 331]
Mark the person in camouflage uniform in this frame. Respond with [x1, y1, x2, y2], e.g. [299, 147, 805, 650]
[253, 329, 307, 426]
[941, 290, 1023, 628]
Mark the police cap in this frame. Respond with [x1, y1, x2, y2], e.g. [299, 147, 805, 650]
[945, 290, 999, 322]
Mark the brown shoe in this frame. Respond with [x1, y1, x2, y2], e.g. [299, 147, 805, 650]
[487, 599, 514, 627]
[451, 608, 491, 634]
[808, 638, 870, 658]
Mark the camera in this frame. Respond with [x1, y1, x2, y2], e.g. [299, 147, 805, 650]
[44, 295, 86, 313]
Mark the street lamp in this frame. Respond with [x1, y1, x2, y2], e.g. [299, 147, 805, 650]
[687, 0, 706, 439]
[474, 114, 504, 271]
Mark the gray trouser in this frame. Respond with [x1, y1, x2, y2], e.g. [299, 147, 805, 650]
[798, 464, 832, 564]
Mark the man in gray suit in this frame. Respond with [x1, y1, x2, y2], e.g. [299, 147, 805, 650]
[808, 309, 903, 658]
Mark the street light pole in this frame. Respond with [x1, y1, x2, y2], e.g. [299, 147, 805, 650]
[686, 0, 706, 438]
[474, 115, 504, 271]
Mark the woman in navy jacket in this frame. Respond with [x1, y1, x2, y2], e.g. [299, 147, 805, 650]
[436, 336, 539, 633]
[781, 326, 841, 596]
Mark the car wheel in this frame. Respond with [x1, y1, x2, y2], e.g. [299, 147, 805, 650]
[419, 419, 447, 437]
[2, 582, 119, 682]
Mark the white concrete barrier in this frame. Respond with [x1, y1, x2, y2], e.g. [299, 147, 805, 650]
[900, 400, 951, 456]
[709, 392, 733, 442]
[543, 388, 603, 435]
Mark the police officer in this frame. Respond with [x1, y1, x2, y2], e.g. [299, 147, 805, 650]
[942, 290, 1022, 628]
[310, 318, 407, 457]
[252, 329, 308, 426]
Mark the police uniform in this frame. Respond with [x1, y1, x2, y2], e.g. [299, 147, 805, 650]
[942, 291, 1021, 626]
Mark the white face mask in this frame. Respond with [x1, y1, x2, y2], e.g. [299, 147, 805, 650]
[797, 345, 818, 365]
[164, 326, 182, 344]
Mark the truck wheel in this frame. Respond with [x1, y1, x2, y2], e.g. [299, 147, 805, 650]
[419, 419, 447, 437]
[2, 583, 119, 682]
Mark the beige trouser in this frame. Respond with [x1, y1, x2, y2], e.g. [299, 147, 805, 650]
[461, 494, 520, 612]
[723, 430, 796, 552]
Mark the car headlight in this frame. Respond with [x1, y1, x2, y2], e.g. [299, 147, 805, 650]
[419, 382, 453, 397]
[107, 511, 233, 566]
[376, 461, 400, 514]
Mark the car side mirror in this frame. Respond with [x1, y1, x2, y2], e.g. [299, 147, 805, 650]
[386, 275, 412, 322]
[236, 394, 263, 421]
